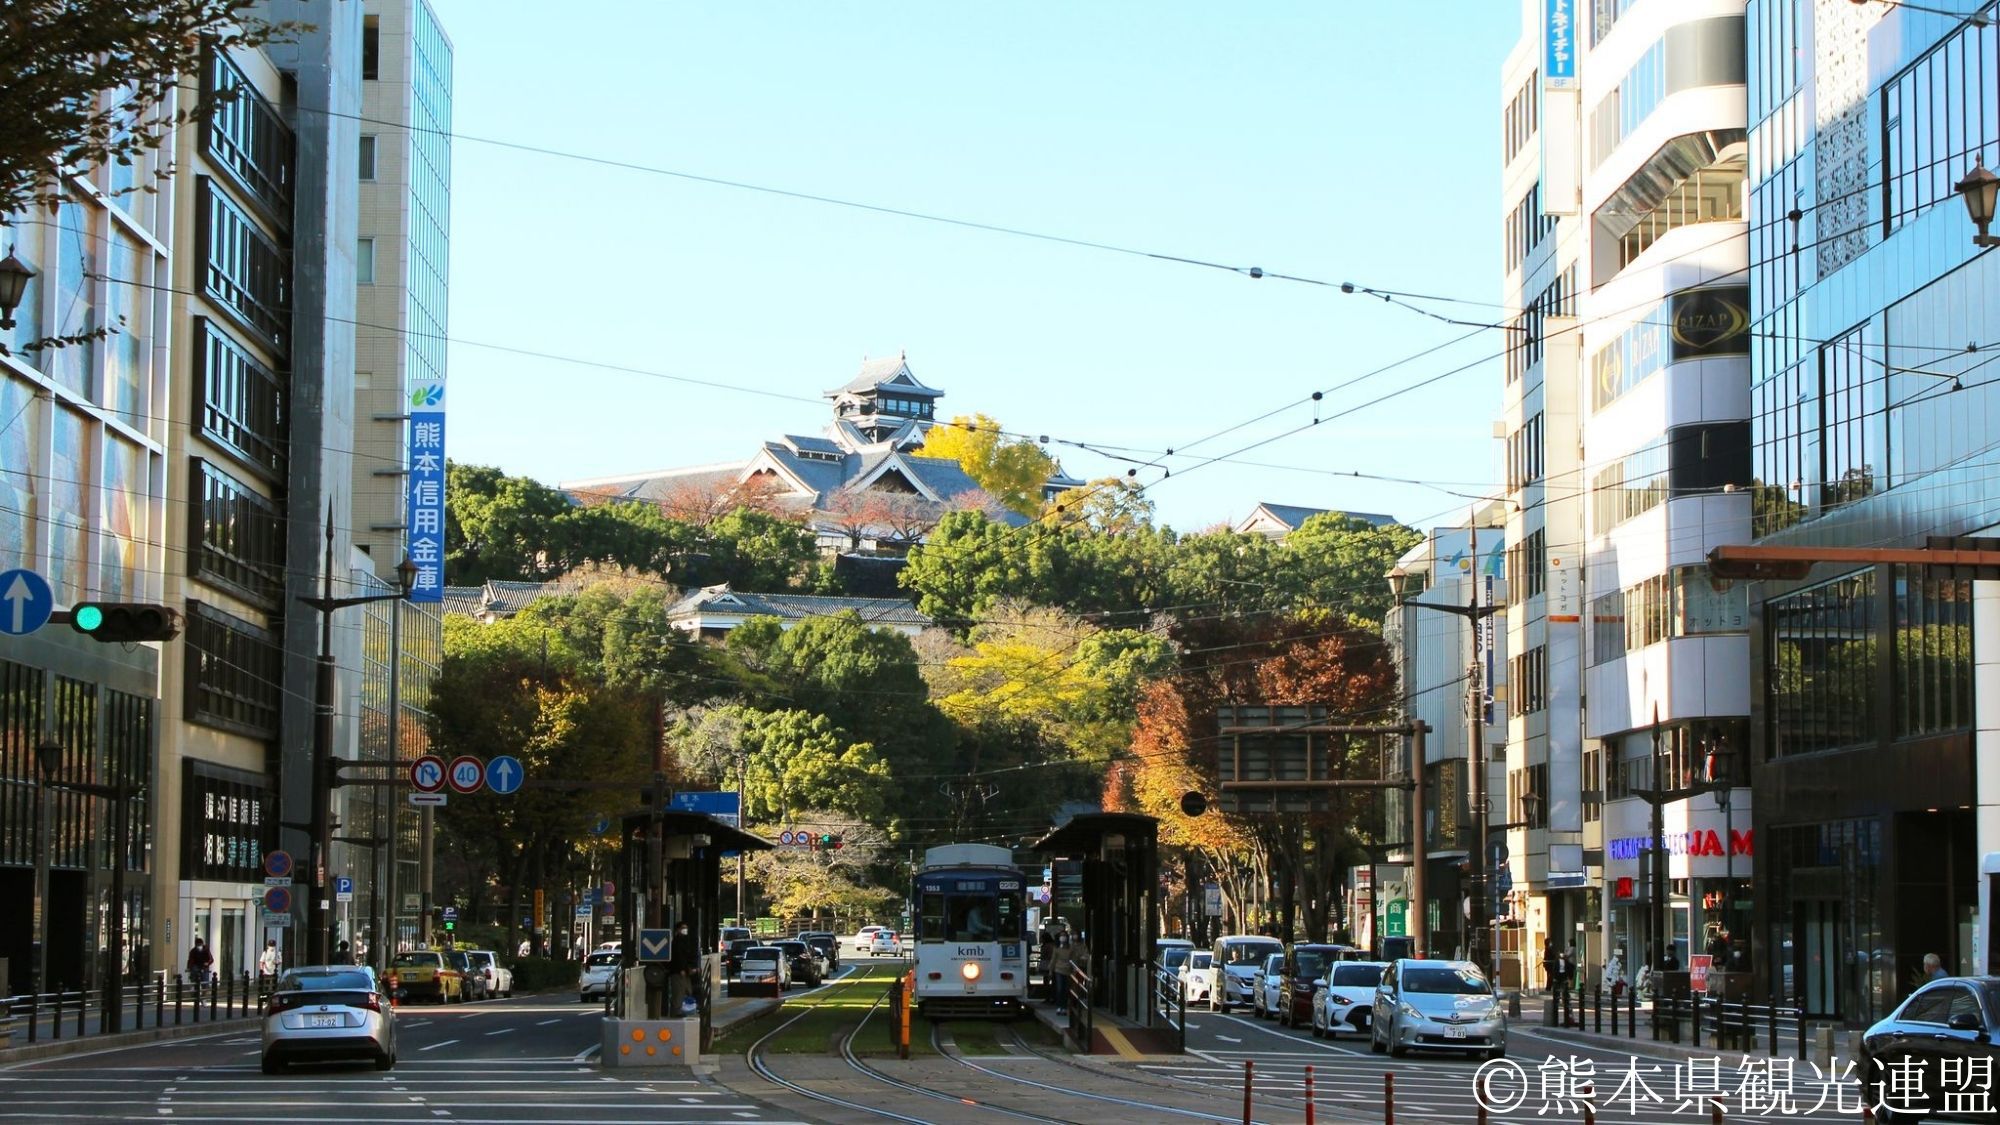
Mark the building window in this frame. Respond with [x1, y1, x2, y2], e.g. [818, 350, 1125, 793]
[194, 317, 286, 482]
[1504, 181, 1558, 273]
[197, 177, 290, 353]
[363, 16, 381, 80]
[1510, 644, 1548, 716]
[202, 47, 294, 223]
[1587, 17, 1747, 170]
[359, 134, 377, 180]
[1882, 12, 1999, 234]
[1506, 412, 1545, 492]
[181, 761, 271, 884]
[1506, 267, 1574, 384]
[190, 459, 284, 607]
[1890, 567, 1973, 740]
[1766, 570, 1877, 758]
[1507, 763, 1549, 829]
[1591, 589, 1627, 665]
[1505, 527, 1546, 606]
[1819, 326, 1883, 508]
[1591, 442, 1671, 531]
[1503, 72, 1539, 165]
[185, 601, 283, 739]
[357, 237, 376, 285]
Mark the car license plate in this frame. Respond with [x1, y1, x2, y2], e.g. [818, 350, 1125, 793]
[1444, 1026, 1466, 1039]
[307, 1013, 342, 1029]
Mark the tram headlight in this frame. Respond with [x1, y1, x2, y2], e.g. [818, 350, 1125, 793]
[961, 962, 982, 982]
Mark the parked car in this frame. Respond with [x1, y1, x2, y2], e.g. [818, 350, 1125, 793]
[261, 965, 396, 1074]
[735, 946, 788, 995]
[1371, 958, 1504, 1059]
[776, 940, 823, 987]
[721, 926, 752, 945]
[462, 950, 513, 999]
[1860, 976, 2000, 1121]
[386, 950, 463, 1004]
[578, 950, 622, 1003]
[1312, 960, 1387, 1038]
[1253, 952, 1286, 1019]
[1276, 944, 1349, 1028]
[1156, 938, 1195, 979]
[1178, 950, 1218, 1005]
[869, 930, 903, 957]
[447, 950, 488, 1001]
[799, 931, 841, 972]
[723, 937, 759, 978]
[1211, 935, 1283, 1013]
[853, 925, 887, 953]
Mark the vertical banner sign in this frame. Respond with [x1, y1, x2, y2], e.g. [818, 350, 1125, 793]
[1481, 574, 1496, 723]
[1544, 0, 1577, 89]
[406, 380, 446, 603]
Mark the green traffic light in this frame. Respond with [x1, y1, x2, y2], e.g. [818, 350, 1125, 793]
[74, 605, 104, 632]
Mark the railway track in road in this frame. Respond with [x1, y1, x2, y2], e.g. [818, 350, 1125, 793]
[742, 960, 1264, 1124]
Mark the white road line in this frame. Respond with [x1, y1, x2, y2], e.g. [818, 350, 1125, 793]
[1215, 1034, 1241, 1043]
[535, 1018, 561, 1026]
[483, 1028, 513, 1036]
[417, 1038, 460, 1051]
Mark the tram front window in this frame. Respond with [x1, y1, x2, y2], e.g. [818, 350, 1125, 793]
[920, 892, 1023, 942]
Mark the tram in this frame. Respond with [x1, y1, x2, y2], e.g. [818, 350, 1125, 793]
[911, 843, 1029, 1017]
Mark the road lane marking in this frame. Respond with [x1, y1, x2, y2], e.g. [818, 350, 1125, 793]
[483, 1028, 513, 1036]
[417, 1039, 460, 1051]
[535, 1019, 560, 1026]
[1215, 1034, 1241, 1043]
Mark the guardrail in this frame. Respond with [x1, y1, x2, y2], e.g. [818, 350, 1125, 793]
[1, 971, 274, 1045]
[1151, 968, 1187, 1054]
[1569, 981, 1807, 1060]
[1065, 962, 1093, 1052]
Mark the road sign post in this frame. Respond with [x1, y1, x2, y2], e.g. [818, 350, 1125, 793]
[0, 569, 54, 636]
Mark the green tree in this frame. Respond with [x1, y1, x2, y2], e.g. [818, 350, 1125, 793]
[1280, 513, 1424, 630]
[738, 708, 896, 825]
[921, 413, 1057, 516]
[0, 1, 292, 216]
[444, 463, 581, 584]
[1042, 476, 1156, 535]
[701, 507, 819, 591]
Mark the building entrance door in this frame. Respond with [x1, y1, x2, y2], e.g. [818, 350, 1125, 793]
[1797, 900, 1842, 1019]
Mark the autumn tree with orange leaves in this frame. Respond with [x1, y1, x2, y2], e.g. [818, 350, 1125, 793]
[1106, 610, 1400, 942]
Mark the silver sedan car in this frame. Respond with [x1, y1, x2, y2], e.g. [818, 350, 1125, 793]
[1370, 958, 1505, 1059]
[261, 965, 397, 1073]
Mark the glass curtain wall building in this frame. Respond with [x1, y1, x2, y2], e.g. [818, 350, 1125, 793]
[1746, 0, 2000, 1025]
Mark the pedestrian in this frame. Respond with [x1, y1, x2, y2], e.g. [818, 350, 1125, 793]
[333, 940, 351, 966]
[185, 937, 214, 985]
[1925, 952, 1948, 981]
[667, 920, 699, 1016]
[258, 938, 281, 979]
[1047, 937, 1074, 1009]
[1540, 939, 1561, 993]
[1606, 946, 1627, 999]
[1556, 944, 1577, 1026]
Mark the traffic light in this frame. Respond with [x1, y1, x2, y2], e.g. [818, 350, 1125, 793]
[68, 602, 180, 643]
[817, 834, 833, 849]
[442, 917, 455, 934]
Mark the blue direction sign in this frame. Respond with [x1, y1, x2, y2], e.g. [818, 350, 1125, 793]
[669, 791, 740, 827]
[637, 928, 672, 962]
[591, 816, 612, 836]
[0, 569, 54, 637]
[485, 755, 524, 795]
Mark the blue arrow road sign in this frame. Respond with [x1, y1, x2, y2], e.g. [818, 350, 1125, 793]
[637, 928, 672, 962]
[0, 569, 54, 636]
[486, 754, 524, 795]
[591, 816, 612, 836]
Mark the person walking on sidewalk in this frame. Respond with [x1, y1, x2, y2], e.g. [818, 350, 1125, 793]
[1555, 944, 1578, 1027]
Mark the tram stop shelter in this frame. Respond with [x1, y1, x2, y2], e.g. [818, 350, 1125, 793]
[606, 805, 772, 1065]
[1034, 812, 1174, 1052]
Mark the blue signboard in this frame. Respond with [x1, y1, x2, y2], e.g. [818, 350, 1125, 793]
[486, 754, 524, 795]
[1544, 0, 1578, 88]
[0, 569, 54, 636]
[404, 384, 446, 604]
[668, 790, 741, 828]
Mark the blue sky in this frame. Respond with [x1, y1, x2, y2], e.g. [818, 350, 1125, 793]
[429, 1, 1524, 533]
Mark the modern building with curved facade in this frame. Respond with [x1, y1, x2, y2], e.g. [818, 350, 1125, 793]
[1498, 0, 1754, 989]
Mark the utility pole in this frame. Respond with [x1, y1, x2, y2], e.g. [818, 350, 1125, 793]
[737, 751, 747, 925]
[1466, 516, 1491, 980]
[1411, 721, 1429, 959]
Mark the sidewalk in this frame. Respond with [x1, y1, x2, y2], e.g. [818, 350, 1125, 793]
[1512, 989, 1855, 1070]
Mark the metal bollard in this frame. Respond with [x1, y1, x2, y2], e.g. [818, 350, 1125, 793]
[1797, 1007, 1807, 1062]
[1305, 1064, 1316, 1125]
[156, 975, 164, 1029]
[74, 989, 84, 1038]
[1242, 1060, 1254, 1125]
[174, 977, 183, 1026]
[1585, 1104, 1596, 1125]
[1693, 992, 1702, 1049]
[1712, 1098, 1723, 1125]
[1628, 981, 1637, 1038]
[1594, 982, 1602, 1033]
[1767, 991, 1778, 1052]
[26, 989, 37, 1044]
[1385, 1071, 1394, 1125]
[210, 976, 218, 1021]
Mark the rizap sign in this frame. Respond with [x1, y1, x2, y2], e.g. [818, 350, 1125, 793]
[1670, 286, 1751, 358]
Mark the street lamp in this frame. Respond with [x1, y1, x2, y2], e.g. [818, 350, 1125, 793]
[1702, 727, 1738, 967]
[1387, 555, 1500, 975]
[297, 508, 418, 965]
[1957, 160, 2000, 247]
[1629, 706, 1734, 1029]
[0, 250, 33, 330]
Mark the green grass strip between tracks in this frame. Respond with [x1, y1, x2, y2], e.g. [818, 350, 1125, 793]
[720, 962, 937, 1057]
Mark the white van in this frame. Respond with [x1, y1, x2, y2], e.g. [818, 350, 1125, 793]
[1211, 934, 1284, 1012]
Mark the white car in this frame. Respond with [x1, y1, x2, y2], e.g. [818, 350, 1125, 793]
[869, 930, 903, 957]
[262, 965, 396, 1073]
[1253, 951, 1286, 1019]
[737, 946, 789, 994]
[1178, 951, 1217, 1004]
[852, 926, 886, 952]
[463, 950, 513, 999]
[1371, 958, 1505, 1059]
[578, 950, 621, 1002]
[1313, 960, 1387, 1038]
[1211, 935, 1283, 1013]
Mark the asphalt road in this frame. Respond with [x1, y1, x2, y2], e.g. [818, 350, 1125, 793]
[0, 993, 809, 1124]
[1150, 1001, 1868, 1125]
